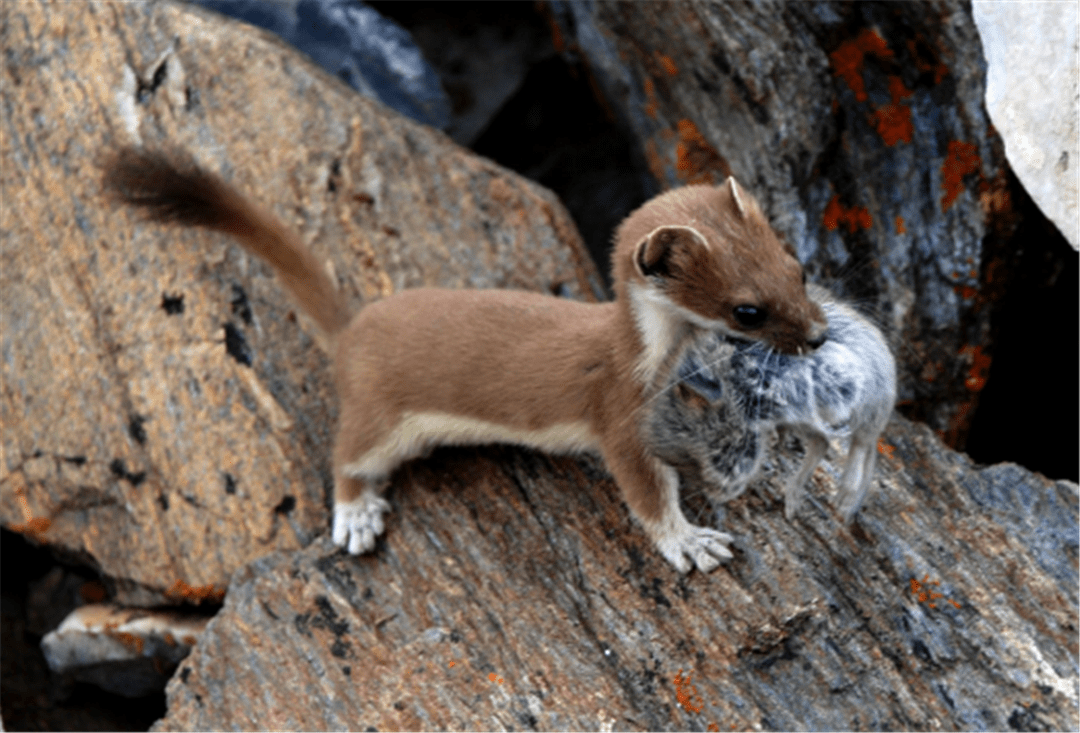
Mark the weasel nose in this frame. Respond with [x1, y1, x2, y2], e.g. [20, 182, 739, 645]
[806, 322, 828, 350]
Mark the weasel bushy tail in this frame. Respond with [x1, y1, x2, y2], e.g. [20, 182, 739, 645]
[104, 148, 352, 335]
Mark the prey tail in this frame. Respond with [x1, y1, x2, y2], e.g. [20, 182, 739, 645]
[103, 147, 352, 336]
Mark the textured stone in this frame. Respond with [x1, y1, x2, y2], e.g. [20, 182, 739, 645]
[547, 1, 1014, 445]
[973, 0, 1079, 249]
[156, 417, 1077, 731]
[41, 603, 208, 698]
[1, 0, 602, 604]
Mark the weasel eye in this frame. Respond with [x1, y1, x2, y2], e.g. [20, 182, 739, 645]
[733, 304, 767, 329]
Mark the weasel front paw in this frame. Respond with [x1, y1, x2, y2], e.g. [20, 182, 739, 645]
[654, 524, 734, 574]
[332, 492, 391, 555]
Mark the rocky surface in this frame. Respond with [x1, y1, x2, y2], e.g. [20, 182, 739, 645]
[972, 0, 1078, 249]
[189, 0, 454, 133]
[41, 604, 209, 698]
[156, 416, 1078, 731]
[546, 1, 1015, 446]
[1, 0, 601, 607]
[2, 1, 1076, 730]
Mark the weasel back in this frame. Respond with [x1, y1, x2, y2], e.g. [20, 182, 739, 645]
[104, 148, 352, 336]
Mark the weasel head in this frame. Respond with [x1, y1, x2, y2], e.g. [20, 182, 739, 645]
[613, 178, 827, 359]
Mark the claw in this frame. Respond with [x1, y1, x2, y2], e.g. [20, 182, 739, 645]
[332, 491, 391, 554]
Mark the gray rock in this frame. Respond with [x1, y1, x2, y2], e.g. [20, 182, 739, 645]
[189, 0, 453, 131]
[41, 604, 208, 698]
[547, 1, 1015, 445]
[155, 417, 1077, 730]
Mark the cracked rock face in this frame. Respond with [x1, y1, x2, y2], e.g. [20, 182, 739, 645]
[155, 419, 1077, 731]
[546, 1, 1016, 444]
[1, 0, 601, 605]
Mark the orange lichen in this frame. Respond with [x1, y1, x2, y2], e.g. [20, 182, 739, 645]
[643, 138, 667, 184]
[487, 672, 504, 684]
[979, 171, 1012, 217]
[822, 194, 872, 233]
[910, 575, 944, 608]
[656, 52, 679, 76]
[871, 104, 914, 145]
[887, 75, 914, 103]
[673, 669, 705, 713]
[958, 344, 991, 392]
[10, 516, 52, 536]
[107, 630, 145, 655]
[910, 574, 961, 611]
[165, 579, 226, 604]
[941, 140, 981, 211]
[10, 485, 51, 540]
[674, 119, 726, 184]
[877, 439, 896, 461]
[829, 28, 894, 102]
[870, 75, 915, 145]
[643, 77, 658, 119]
[895, 216, 906, 234]
[954, 285, 978, 301]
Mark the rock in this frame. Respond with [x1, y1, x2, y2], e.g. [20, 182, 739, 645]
[972, 0, 1079, 250]
[155, 416, 1077, 730]
[1, 0, 602, 605]
[189, 0, 453, 132]
[41, 603, 209, 698]
[546, 1, 1015, 445]
[373, 2, 557, 146]
[25, 566, 106, 637]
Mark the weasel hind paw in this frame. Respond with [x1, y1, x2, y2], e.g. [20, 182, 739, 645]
[332, 494, 392, 555]
[656, 525, 734, 574]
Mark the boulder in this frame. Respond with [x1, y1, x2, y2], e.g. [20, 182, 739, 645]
[189, 0, 454, 132]
[1, 0, 602, 605]
[41, 603, 209, 698]
[972, 0, 1079, 249]
[156, 417, 1077, 730]
[546, 1, 1015, 446]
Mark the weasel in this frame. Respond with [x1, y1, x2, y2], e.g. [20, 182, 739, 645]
[104, 148, 827, 573]
[648, 283, 896, 521]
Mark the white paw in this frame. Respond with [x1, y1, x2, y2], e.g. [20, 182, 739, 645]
[332, 492, 391, 555]
[654, 524, 734, 574]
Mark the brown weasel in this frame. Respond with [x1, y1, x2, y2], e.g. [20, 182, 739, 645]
[104, 148, 827, 574]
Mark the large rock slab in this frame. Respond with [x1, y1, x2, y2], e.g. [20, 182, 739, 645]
[973, 0, 1079, 250]
[1, 0, 602, 605]
[547, 1, 1015, 446]
[156, 416, 1077, 730]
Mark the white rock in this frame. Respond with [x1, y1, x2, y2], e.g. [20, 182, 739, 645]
[40, 604, 209, 697]
[973, 0, 1079, 249]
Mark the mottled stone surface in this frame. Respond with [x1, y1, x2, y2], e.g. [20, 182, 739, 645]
[973, 0, 1079, 249]
[548, 1, 1015, 445]
[41, 603, 208, 698]
[1, 0, 601, 604]
[156, 417, 1077, 731]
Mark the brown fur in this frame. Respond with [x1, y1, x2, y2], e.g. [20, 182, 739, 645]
[104, 149, 826, 573]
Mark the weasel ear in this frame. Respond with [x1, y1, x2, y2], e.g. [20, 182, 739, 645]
[726, 176, 748, 220]
[634, 225, 709, 279]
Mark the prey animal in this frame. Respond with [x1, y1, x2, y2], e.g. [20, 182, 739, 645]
[648, 284, 896, 520]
